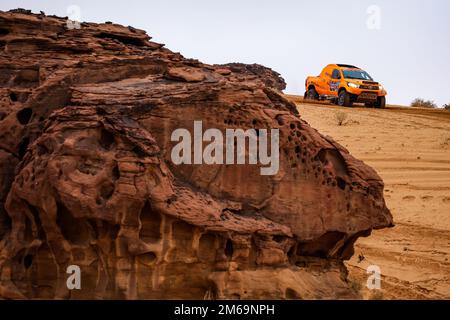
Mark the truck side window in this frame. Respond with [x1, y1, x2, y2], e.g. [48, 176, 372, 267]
[331, 69, 341, 80]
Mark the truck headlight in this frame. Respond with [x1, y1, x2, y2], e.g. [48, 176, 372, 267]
[347, 82, 360, 88]
[379, 85, 384, 90]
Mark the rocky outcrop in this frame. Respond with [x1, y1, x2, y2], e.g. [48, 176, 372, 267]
[219, 63, 287, 91]
[0, 10, 393, 299]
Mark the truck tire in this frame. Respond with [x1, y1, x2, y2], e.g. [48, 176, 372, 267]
[305, 87, 319, 101]
[375, 96, 386, 108]
[338, 90, 352, 107]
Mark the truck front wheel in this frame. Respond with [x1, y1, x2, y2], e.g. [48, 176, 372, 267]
[375, 96, 386, 108]
[338, 90, 352, 107]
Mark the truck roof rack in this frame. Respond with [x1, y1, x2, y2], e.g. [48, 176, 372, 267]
[337, 64, 359, 68]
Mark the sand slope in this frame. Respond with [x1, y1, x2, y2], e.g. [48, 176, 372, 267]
[289, 97, 450, 299]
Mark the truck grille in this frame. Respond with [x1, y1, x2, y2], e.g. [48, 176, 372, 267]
[360, 85, 379, 90]
[362, 81, 378, 85]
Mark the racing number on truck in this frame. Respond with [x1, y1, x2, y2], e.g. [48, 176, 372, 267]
[329, 81, 340, 92]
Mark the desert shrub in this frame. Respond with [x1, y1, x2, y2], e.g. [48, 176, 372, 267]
[348, 278, 362, 293]
[411, 98, 437, 109]
[334, 111, 348, 126]
[443, 104, 450, 110]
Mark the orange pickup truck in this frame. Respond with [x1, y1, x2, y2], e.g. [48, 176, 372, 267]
[304, 64, 387, 108]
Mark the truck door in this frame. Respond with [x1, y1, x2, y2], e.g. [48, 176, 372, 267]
[316, 66, 332, 95]
[329, 69, 342, 97]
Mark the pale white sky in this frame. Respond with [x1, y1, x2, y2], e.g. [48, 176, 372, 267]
[1, 0, 449, 106]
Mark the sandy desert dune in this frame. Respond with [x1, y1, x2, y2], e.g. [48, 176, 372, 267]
[287, 95, 450, 299]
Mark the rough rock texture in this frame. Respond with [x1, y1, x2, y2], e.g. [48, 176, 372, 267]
[219, 63, 287, 91]
[0, 10, 393, 299]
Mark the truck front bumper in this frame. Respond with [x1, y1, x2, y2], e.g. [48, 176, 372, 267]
[347, 87, 387, 100]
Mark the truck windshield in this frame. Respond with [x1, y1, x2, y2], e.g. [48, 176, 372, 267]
[343, 70, 373, 80]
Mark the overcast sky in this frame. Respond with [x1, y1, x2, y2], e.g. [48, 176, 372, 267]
[1, 0, 449, 106]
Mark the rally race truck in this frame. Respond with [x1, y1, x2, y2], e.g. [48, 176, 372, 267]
[304, 64, 387, 108]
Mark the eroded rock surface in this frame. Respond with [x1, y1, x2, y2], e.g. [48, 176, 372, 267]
[0, 10, 393, 299]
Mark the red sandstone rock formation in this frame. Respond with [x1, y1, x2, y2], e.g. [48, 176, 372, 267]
[0, 10, 393, 299]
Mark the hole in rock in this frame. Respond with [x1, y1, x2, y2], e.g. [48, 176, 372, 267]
[137, 252, 157, 265]
[287, 245, 296, 260]
[132, 146, 147, 158]
[275, 115, 285, 126]
[56, 202, 91, 245]
[100, 182, 115, 200]
[296, 231, 346, 258]
[225, 239, 234, 259]
[87, 219, 100, 239]
[99, 128, 115, 150]
[336, 177, 346, 190]
[18, 137, 29, 158]
[17, 108, 32, 125]
[37, 144, 49, 156]
[24, 254, 33, 269]
[96, 107, 107, 115]
[339, 229, 372, 260]
[140, 201, 162, 243]
[9, 92, 18, 102]
[0, 28, 9, 36]
[112, 163, 120, 180]
[285, 288, 302, 299]
[273, 235, 285, 243]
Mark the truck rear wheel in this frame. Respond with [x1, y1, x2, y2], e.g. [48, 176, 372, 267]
[305, 88, 319, 101]
[375, 96, 386, 108]
[338, 90, 352, 107]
